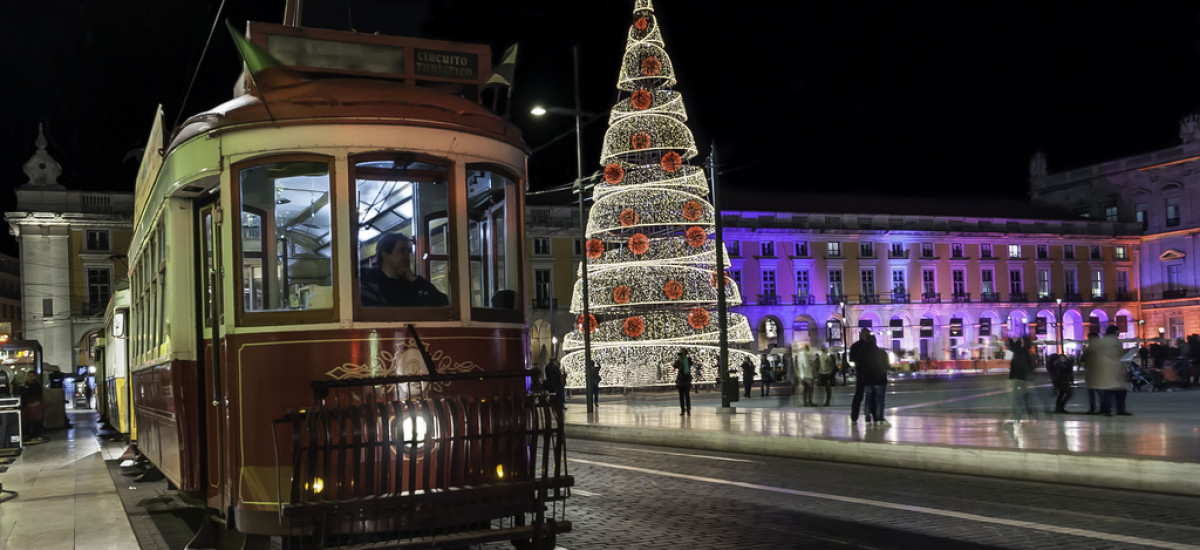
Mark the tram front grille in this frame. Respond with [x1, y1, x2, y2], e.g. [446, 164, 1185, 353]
[274, 370, 572, 548]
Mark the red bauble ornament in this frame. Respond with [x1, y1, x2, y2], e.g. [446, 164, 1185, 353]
[664, 280, 684, 300]
[623, 316, 645, 338]
[631, 89, 652, 110]
[661, 151, 682, 173]
[685, 226, 707, 248]
[641, 55, 662, 77]
[613, 285, 632, 305]
[628, 233, 649, 255]
[635, 17, 648, 31]
[709, 270, 732, 288]
[619, 208, 639, 227]
[688, 307, 710, 330]
[681, 200, 703, 221]
[604, 163, 625, 184]
[631, 132, 652, 150]
[578, 313, 597, 333]
[586, 238, 605, 259]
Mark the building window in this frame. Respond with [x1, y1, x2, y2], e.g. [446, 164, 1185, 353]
[1065, 269, 1077, 296]
[1115, 245, 1128, 260]
[890, 243, 904, 257]
[88, 268, 112, 313]
[1169, 317, 1185, 340]
[859, 242, 874, 258]
[1036, 244, 1048, 259]
[762, 269, 777, 296]
[828, 269, 843, 298]
[796, 270, 810, 297]
[1104, 204, 1118, 222]
[981, 269, 995, 294]
[1166, 197, 1180, 227]
[952, 269, 965, 296]
[728, 240, 741, 256]
[86, 230, 110, 251]
[1167, 264, 1183, 291]
[42, 298, 52, 318]
[1135, 203, 1147, 230]
[730, 269, 742, 287]
[573, 238, 582, 256]
[1009, 269, 1023, 295]
[795, 241, 809, 257]
[920, 243, 934, 258]
[1117, 271, 1130, 295]
[951, 243, 964, 259]
[534, 269, 552, 306]
[1064, 245, 1075, 259]
[1090, 245, 1101, 260]
[761, 240, 775, 257]
[827, 242, 842, 257]
[861, 269, 875, 295]
[980, 243, 993, 259]
[1008, 244, 1021, 259]
[1037, 269, 1050, 298]
[892, 269, 906, 294]
[533, 237, 551, 255]
[922, 269, 936, 294]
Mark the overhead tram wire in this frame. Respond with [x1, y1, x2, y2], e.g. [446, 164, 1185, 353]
[173, 0, 230, 132]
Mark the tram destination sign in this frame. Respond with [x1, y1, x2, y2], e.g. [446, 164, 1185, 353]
[414, 49, 478, 80]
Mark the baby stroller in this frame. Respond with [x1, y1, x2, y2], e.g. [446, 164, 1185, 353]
[1127, 361, 1162, 392]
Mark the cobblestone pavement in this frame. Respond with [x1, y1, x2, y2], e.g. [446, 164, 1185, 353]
[500, 438, 1200, 550]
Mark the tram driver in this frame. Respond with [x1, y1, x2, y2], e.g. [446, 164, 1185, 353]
[360, 233, 449, 307]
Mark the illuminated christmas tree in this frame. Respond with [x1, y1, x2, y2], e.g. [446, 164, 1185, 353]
[561, 0, 757, 387]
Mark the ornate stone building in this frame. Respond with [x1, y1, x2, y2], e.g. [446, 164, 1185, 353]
[5, 124, 134, 371]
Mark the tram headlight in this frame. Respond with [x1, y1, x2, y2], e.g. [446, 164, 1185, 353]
[401, 415, 428, 446]
[495, 464, 505, 479]
[307, 477, 325, 494]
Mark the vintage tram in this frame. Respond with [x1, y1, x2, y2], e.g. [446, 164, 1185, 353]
[125, 18, 570, 549]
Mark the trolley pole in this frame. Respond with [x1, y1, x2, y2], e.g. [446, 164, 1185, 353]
[572, 45, 595, 415]
[710, 143, 733, 412]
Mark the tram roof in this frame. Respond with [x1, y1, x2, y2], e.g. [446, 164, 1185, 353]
[169, 78, 527, 154]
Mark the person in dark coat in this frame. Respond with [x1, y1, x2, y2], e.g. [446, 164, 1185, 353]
[759, 358, 773, 397]
[673, 349, 694, 415]
[360, 233, 449, 307]
[1048, 353, 1074, 413]
[848, 328, 877, 425]
[586, 359, 601, 407]
[20, 371, 46, 444]
[860, 343, 891, 426]
[543, 358, 565, 410]
[1007, 335, 1036, 424]
[740, 356, 755, 398]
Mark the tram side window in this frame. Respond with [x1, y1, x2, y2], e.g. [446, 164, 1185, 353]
[467, 166, 521, 314]
[237, 160, 334, 316]
[353, 155, 452, 310]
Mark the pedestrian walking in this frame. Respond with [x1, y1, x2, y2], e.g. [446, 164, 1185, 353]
[1097, 326, 1131, 416]
[740, 356, 755, 398]
[543, 358, 565, 411]
[586, 359, 601, 407]
[674, 349, 693, 415]
[818, 347, 837, 406]
[1048, 353, 1074, 413]
[795, 344, 816, 406]
[759, 359, 773, 397]
[1081, 333, 1103, 414]
[1007, 335, 1038, 425]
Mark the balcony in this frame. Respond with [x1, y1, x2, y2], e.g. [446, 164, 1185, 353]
[1063, 293, 1083, 302]
[860, 293, 880, 304]
[1163, 289, 1189, 300]
[951, 292, 971, 303]
[1090, 293, 1108, 302]
[1037, 293, 1057, 303]
[1115, 291, 1134, 302]
[827, 294, 847, 305]
[793, 294, 815, 305]
[922, 292, 941, 304]
[757, 293, 781, 305]
[531, 298, 558, 310]
[1008, 293, 1028, 303]
[891, 291, 909, 304]
[888, 249, 909, 259]
[980, 292, 1000, 303]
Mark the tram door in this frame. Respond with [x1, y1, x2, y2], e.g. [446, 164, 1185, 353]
[197, 199, 228, 511]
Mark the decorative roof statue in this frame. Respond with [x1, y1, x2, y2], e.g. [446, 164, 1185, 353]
[1179, 113, 1200, 144]
[21, 123, 65, 190]
[1029, 151, 1047, 181]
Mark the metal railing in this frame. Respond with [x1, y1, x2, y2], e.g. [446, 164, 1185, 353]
[275, 369, 572, 549]
[792, 294, 815, 305]
[1091, 293, 1108, 302]
[980, 292, 1000, 303]
[1009, 293, 1028, 303]
[859, 293, 879, 304]
[951, 292, 971, 303]
[922, 292, 941, 304]
[891, 292, 909, 304]
[1115, 291, 1134, 302]
[532, 298, 558, 310]
[1163, 289, 1189, 300]
[1063, 293, 1083, 302]
[758, 293, 780, 305]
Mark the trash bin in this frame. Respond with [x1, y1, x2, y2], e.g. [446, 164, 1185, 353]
[722, 376, 740, 403]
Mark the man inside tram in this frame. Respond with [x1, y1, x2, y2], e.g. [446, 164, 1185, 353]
[360, 233, 449, 307]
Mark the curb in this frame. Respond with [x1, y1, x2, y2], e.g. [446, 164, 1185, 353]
[565, 423, 1200, 497]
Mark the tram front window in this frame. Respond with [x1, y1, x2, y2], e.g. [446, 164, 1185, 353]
[353, 155, 452, 311]
[466, 166, 521, 316]
[236, 159, 334, 316]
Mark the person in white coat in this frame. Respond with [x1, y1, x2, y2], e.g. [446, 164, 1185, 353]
[794, 344, 816, 406]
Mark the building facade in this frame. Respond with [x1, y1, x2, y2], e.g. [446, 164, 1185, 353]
[525, 203, 584, 367]
[5, 125, 134, 371]
[0, 254, 22, 340]
[1031, 115, 1200, 342]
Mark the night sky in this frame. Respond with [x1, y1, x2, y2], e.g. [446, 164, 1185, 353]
[3, 1, 1200, 254]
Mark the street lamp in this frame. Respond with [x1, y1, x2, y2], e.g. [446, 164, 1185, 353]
[840, 300, 848, 385]
[1056, 298, 1064, 355]
[1137, 319, 1145, 367]
[531, 45, 597, 414]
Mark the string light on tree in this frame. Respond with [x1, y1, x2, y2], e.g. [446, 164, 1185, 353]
[561, 0, 757, 386]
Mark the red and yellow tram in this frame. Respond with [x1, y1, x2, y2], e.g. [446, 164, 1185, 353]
[126, 20, 569, 548]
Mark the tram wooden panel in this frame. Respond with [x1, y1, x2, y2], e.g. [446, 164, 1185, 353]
[131, 360, 201, 493]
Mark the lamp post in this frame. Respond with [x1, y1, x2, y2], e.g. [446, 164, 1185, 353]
[840, 300, 848, 385]
[532, 45, 596, 413]
[1056, 298, 1064, 355]
[1137, 319, 1145, 367]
